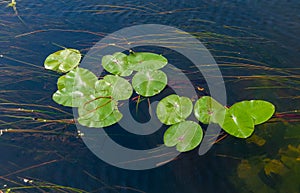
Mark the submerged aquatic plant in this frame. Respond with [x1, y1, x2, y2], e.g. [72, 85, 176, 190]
[44, 48, 275, 153]
[231, 123, 300, 193]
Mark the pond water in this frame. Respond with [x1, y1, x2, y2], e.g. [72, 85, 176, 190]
[0, 0, 300, 192]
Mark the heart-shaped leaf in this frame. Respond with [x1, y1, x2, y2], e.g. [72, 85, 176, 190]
[194, 96, 226, 124]
[164, 121, 203, 152]
[44, 48, 81, 73]
[52, 68, 98, 107]
[221, 108, 255, 138]
[132, 70, 167, 97]
[95, 75, 133, 100]
[52, 88, 91, 107]
[57, 67, 97, 91]
[57, 75, 67, 90]
[78, 108, 123, 128]
[156, 94, 193, 125]
[94, 79, 112, 97]
[78, 96, 117, 121]
[128, 52, 168, 71]
[102, 52, 133, 76]
[229, 100, 275, 125]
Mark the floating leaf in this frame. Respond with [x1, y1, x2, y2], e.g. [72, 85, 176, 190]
[230, 100, 275, 125]
[78, 109, 122, 128]
[156, 94, 193, 125]
[103, 75, 133, 100]
[102, 52, 132, 76]
[95, 75, 133, 100]
[77, 95, 122, 128]
[221, 108, 255, 138]
[94, 79, 112, 97]
[57, 75, 67, 90]
[44, 48, 81, 73]
[52, 68, 98, 107]
[132, 70, 167, 97]
[78, 96, 117, 121]
[164, 121, 203, 152]
[127, 52, 168, 71]
[53, 89, 89, 107]
[194, 96, 226, 124]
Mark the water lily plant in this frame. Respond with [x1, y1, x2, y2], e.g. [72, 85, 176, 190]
[44, 48, 275, 153]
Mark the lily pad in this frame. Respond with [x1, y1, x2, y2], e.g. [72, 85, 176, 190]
[78, 108, 123, 128]
[132, 70, 167, 97]
[127, 52, 168, 71]
[44, 48, 81, 73]
[229, 100, 275, 125]
[164, 121, 203, 152]
[52, 68, 98, 107]
[221, 108, 255, 138]
[102, 52, 133, 76]
[95, 75, 133, 100]
[57, 75, 67, 90]
[156, 94, 193, 125]
[194, 96, 226, 124]
[78, 96, 117, 121]
[94, 79, 112, 97]
[52, 89, 91, 107]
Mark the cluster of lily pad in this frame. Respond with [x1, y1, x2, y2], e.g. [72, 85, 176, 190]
[44, 48, 168, 128]
[44, 48, 275, 153]
[159, 95, 275, 152]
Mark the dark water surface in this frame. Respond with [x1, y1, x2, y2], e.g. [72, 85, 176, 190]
[0, 0, 299, 193]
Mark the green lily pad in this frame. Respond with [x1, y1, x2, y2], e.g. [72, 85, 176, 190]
[78, 96, 117, 121]
[77, 95, 122, 128]
[164, 121, 203, 152]
[132, 70, 167, 97]
[52, 88, 90, 107]
[52, 68, 98, 107]
[44, 48, 81, 73]
[102, 52, 133, 76]
[221, 108, 255, 138]
[229, 100, 275, 125]
[94, 79, 112, 97]
[127, 52, 168, 71]
[78, 108, 123, 128]
[95, 75, 133, 100]
[57, 75, 67, 90]
[194, 96, 226, 124]
[156, 94, 193, 125]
